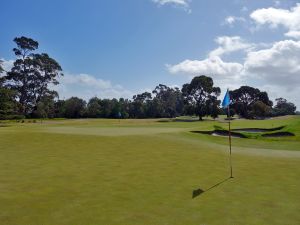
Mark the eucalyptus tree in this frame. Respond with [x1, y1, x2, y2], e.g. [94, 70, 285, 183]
[63, 97, 86, 118]
[182, 75, 221, 120]
[0, 59, 3, 73]
[0, 59, 20, 119]
[273, 98, 296, 116]
[152, 84, 183, 118]
[230, 86, 272, 118]
[87, 97, 101, 118]
[6, 36, 63, 115]
[130, 92, 152, 118]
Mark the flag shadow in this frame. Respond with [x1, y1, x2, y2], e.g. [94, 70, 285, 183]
[192, 177, 232, 199]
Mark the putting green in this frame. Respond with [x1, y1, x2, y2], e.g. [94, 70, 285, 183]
[0, 116, 299, 225]
[43, 126, 186, 136]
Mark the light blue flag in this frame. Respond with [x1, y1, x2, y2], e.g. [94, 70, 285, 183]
[222, 89, 230, 108]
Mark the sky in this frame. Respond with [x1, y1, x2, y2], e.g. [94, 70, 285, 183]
[1, 0, 300, 109]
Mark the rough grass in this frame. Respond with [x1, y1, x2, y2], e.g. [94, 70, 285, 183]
[0, 116, 299, 224]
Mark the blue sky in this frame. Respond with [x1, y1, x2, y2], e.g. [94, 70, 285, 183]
[1, 0, 300, 108]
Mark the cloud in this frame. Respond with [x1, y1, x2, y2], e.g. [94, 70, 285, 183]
[244, 39, 300, 87]
[167, 56, 243, 81]
[53, 73, 133, 100]
[166, 56, 245, 104]
[169, 39, 300, 88]
[223, 16, 246, 26]
[167, 39, 300, 109]
[285, 30, 300, 39]
[209, 36, 252, 57]
[0, 58, 133, 101]
[250, 3, 300, 39]
[152, 0, 191, 12]
[260, 83, 299, 107]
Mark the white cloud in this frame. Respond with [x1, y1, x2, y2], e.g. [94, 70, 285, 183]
[260, 84, 299, 108]
[167, 56, 244, 82]
[250, 3, 300, 39]
[61, 73, 111, 89]
[285, 30, 300, 39]
[167, 39, 300, 109]
[169, 39, 300, 88]
[244, 39, 300, 87]
[152, 0, 191, 12]
[223, 16, 246, 26]
[225, 16, 235, 25]
[166, 56, 245, 105]
[0, 59, 133, 101]
[53, 73, 133, 100]
[209, 36, 252, 57]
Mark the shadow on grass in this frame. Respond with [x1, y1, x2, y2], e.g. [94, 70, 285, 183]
[192, 177, 232, 199]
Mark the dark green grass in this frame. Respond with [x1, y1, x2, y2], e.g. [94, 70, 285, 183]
[0, 116, 300, 224]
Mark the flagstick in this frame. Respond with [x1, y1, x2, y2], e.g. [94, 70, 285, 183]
[228, 106, 233, 178]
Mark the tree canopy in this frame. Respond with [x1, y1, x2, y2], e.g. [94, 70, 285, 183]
[230, 86, 273, 119]
[272, 98, 296, 116]
[5, 36, 63, 115]
[182, 75, 221, 120]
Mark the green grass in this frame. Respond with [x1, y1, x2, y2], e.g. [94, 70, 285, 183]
[0, 116, 300, 224]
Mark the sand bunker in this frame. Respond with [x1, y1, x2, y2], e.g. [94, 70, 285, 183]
[192, 130, 246, 138]
[192, 126, 295, 138]
[262, 132, 295, 137]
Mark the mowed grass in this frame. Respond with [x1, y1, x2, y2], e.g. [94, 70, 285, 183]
[0, 116, 300, 224]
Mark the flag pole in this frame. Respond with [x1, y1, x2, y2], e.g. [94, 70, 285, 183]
[227, 104, 233, 178]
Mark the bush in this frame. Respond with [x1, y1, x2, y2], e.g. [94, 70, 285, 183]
[0, 114, 25, 120]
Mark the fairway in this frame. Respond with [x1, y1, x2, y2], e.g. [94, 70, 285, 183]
[1, 116, 300, 224]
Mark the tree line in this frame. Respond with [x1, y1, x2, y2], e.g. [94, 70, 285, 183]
[0, 36, 297, 120]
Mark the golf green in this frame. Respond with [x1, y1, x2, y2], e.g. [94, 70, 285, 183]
[0, 116, 299, 224]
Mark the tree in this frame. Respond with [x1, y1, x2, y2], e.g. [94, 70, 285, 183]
[0, 86, 20, 119]
[99, 99, 113, 118]
[110, 98, 121, 118]
[250, 100, 271, 118]
[87, 97, 101, 118]
[272, 98, 296, 116]
[32, 95, 56, 119]
[6, 36, 63, 115]
[207, 96, 221, 119]
[0, 61, 21, 119]
[182, 75, 221, 120]
[0, 59, 3, 73]
[130, 92, 152, 118]
[53, 100, 65, 118]
[30, 53, 62, 104]
[118, 98, 130, 119]
[63, 97, 86, 118]
[152, 84, 183, 118]
[230, 86, 272, 118]
[5, 37, 38, 114]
